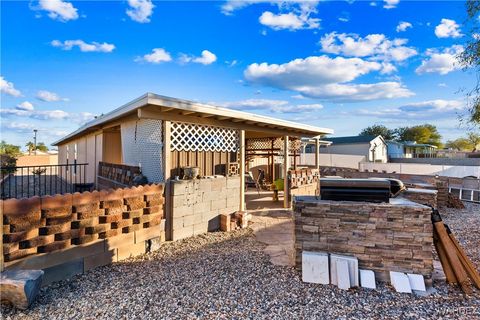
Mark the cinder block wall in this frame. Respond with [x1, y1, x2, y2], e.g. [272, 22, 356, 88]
[2, 184, 165, 285]
[294, 196, 433, 282]
[170, 176, 240, 241]
[401, 188, 438, 208]
[289, 169, 319, 197]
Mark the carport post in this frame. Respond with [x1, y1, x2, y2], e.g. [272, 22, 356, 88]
[315, 138, 320, 171]
[239, 130, 246, 211]
[283, 135, 289, 209]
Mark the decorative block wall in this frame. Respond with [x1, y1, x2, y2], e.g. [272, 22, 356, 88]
[293, 196, 433, 282]
[2, 184, 165, 284]
[170, 176, 240, 241]
[289, 169, 319, 197]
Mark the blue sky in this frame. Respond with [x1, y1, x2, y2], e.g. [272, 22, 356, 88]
[0, 0, 476, 148]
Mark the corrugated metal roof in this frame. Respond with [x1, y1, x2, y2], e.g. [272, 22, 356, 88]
[324, 135, 379, 144]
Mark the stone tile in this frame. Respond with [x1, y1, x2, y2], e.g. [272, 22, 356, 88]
[407, 273, 426, 292]
[390, 271, 412, 293]
[360, 269, 376, 289]
[302, 251, 329, 284]
[336, 260, 351, 290]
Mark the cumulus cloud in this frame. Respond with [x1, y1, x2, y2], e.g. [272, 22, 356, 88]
[36, 90, 68, 102]
[3, 122, 36, 133]
[435, 19, 463, 38]
[1, 108, 96, 124]
[244, 55, 413, 101]
[135, 48, 172, 64]
[126, 0, 155, 23]
[51, 40, 115, 53]
[259, 11, 320, 30]
[180, 50, 217, 65]
[16, 101, 34, 111]
[357, 99, 465, 120]
[415, 45, 463, 75]
[396, 21, 412, 32]
[216, 98, 323, 113]
[36, 0, 79, 22]
[0, 76, 22, 97]
[319, 32, 417, 63]
[383, 0, 400, 9]
[221, 0, 318, 15]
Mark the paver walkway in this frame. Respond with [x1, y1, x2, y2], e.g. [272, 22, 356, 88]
[249, 209, 295, 267]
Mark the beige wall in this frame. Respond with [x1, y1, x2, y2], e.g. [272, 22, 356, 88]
[102, 131, 122, 164]
[16, 154, 58, 167]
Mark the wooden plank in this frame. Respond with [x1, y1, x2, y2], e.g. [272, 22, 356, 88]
[284, 136, 290, 209]
[240, 130, 246, 211]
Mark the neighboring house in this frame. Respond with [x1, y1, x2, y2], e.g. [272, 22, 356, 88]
[387, 141, 437, 159]
[310, 135, 388, 163]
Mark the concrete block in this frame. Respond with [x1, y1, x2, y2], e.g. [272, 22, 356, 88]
[172, 225, 194, 241]
[117, 241, 146, 261]
[359, 269, 376, 289]
[42, 259, 84, 286]
[172, 194, 187, 208]
[172, 205, 194, 218]
[0, 269, 44, 310]
[211, 178, 226, 191]
[105, 232, 135, 250]
[336, 260, 351, 290]
[226, 196, 240, 208]
[211, 199, 227, 210]
[172, 216, 185, 229]
[193, 201, 210, 214]
[407, 273, 426, 292]
[83, 250, 116, 272]
[226, 177, 240, 189]
[134, 225, 161, 243]
[182, 214, 196, 227]
[193, 222, 208, 236]
[198, 179, 211, 192]
[171, 181, 188, 195]
[302, 251, 329, 284]
[390, 271, 412, 293]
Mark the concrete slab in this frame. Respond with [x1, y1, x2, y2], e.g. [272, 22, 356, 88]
[359, 269, 376, 289]
[407, 273, 426, 292]
[302, 251, 329, 284]
[336, 260, 351, 290]
[390, 271, 412, 293]
[330, 254, 359, 287]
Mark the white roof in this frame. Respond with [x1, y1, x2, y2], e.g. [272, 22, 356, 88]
[53, 93, 333, 145]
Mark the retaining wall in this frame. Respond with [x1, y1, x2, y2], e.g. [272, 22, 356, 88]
[294, 196, 433, 282]
[401, 188, 438, 208]
[2, 184, 165, 285]
[170, 176, 240, 241]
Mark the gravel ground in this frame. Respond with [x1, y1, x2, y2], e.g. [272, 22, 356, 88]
[2, 204, 480, 319]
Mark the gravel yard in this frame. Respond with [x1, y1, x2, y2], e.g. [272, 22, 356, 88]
[2, 204, 480, 319]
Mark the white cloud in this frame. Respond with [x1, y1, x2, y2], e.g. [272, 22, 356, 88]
[338, 17, 349, 23]
[180, 50, 217, 65]
[216, 98, 323, 113]
[435, 19, 463, 38]
[16, 101, 34, 111]
[259, 11, 320, 30]
[244, 55, 413, 101]
[1, 108, 96, 123]
[221, 1, 318, 15]
[3, 122, 36, 133]
[416, 45, 463, 75]
[51, 40, 115, 53]
[126, 0, 154, 23]
[0, 76, 22, 97]
[37, 0, 78, 22]
[135, 48, 172, 64]
[319, 32, 417, 62]
[357, 99, 465, 119]
[36, 90, 69, 102]
[225, 60, 238, 67]
[383, 0, 400, 9]
[396, 21, 412, 32]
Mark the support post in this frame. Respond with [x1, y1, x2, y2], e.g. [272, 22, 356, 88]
[271, 139, 275, 181]
[163, 121, 172, 240]
[283, 135, 289, 209]
[239, 130, 246, 212]
[315, 138, 320, 171]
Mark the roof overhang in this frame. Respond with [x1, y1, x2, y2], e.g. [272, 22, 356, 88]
[53, 93, 334, 145]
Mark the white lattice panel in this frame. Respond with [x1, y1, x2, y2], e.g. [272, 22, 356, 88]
[121, 119, 164, 182]
[171, 122, 239, 152]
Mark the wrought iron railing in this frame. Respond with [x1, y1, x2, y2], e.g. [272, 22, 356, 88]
[0, 163, 90, 199]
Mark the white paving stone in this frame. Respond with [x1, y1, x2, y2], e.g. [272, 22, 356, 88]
[302, 251, 329, 284]
[330, 254, 359, 287]
[336, 260, 351, 290]
[359, 269, 376, 290]
[407, 273, 426, 292]
[390, 271, 412, 293]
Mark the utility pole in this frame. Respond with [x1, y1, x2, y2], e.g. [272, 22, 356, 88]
[33, 129, 38, 155]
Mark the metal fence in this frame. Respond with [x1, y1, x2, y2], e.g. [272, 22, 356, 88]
[0, 163, 90, 199]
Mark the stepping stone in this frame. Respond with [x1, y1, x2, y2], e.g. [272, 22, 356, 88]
[336, 260, 351, 290]
[1, 269, 44, 309]
[302, 251, 329, 284]
[390, 271, 412, 293]
[407, 273, 426, 292]
[330, 254, 359, 287]
[359, 269, 376, 289]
